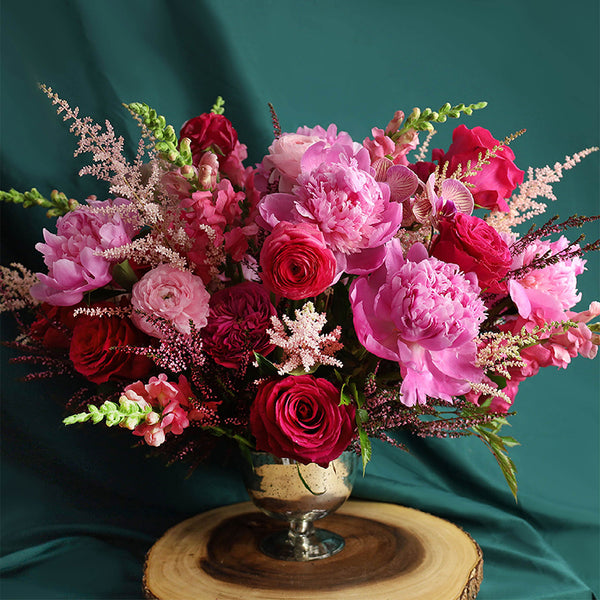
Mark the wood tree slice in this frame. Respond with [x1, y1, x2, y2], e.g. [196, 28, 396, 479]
[144, 500, 482, 600]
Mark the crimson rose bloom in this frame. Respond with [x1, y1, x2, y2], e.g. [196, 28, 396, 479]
[69, 313, 153, 384]
[431, 212, 512, 294]
[432, 125, 524, 212]
[250, 375, 356, 466]
[30, 304, 78, 349]
[180, 112, 238, 165]
[260, 222, 336, 300]
[202, 282, 276, 369]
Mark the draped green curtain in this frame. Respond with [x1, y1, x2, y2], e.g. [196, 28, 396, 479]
[1, 1, 598, 598]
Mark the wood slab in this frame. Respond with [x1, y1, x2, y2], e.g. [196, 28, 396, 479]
[144, 500, 482, 599]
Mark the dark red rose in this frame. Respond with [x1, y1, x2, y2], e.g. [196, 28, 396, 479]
[260, 222, 337, 300]
[432, 125, 524, 212]
[30, 304, 78, 349]
[180, 112, 238, 165]
[69, 313, 153, 384]
[202, 282, 276, 369]
[249, 375, 356, 466]
[431, 212, 512, 294]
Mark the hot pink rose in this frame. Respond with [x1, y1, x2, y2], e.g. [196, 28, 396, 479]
[130, 264, 210, 338]
[431, 212, 512, 294]
[249, 375, 356, 466]
[202, 282, 276, 369]
[432, 125, 524, 212]
[260, 222, 336, 300]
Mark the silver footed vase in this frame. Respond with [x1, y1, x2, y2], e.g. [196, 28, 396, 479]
[242, 450, 357, 561]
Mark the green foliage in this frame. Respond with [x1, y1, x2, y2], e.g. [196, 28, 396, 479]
[392, 101, 488, 138]
[0, 187, 79, 217]
[124, 102, 193, 167]
[63, 399, 151, 429]
[253, 351, 280, 377]
[211, 96, 225, 115]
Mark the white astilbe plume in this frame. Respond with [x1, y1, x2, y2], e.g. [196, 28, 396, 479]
[0, 264, 40, 312]
[486, 147, 599, 233]
[266, 302, 343, 375]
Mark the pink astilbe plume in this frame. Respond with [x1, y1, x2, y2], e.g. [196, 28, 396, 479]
[0, 264, 39, 312]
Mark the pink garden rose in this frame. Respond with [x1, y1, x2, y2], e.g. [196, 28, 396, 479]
[130, 264, 210, 338]
[260, 222, 337, 300]
[350, 241, 486, 406]
[202, 282, 276, 368]
[431, 212, 512, 294]
[249, 374, 356, 466]
[122, 374, 195, 447]
[259, 142, 403, 276]
[30, 199, 135, 306]
[432, 125, 524, 212]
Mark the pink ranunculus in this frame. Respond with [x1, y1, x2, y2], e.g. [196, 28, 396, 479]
[123, 374, 194, 447]
[130, 264, 210, 338]
[259, 222, 337, 300]
[258, 143, 403, 276]
[249, 374, 356, 466]
[30, 199, 135, 306]
[202, 282, 276, 369]
[509, 236, 586, 322]
[350, 240, 486, 406]
[432, 125, 524, 212]
[431, 212, 512, 294]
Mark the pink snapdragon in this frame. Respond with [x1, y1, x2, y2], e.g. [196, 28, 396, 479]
[130, 263, 210, 337]
[350, 241, 486, 406]
[30, 199, 135, 306]
[121, 374, 194, 447]
[259, 143, 403, 275]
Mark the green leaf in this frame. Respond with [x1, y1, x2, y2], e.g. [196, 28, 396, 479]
[252, 352, 280, 377]
[358, 429, 372, 475]
[487, 373, 507, 390]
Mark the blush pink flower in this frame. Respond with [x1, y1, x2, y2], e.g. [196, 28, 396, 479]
[30, 199, 135, 306]
[350, 240, 486, 406]
[202, 282, 276, 369]
[259, 143, 403, 275]
[130, 264, 210, 338]
[509, 236, 586, 322]
[259, 222, 337, 300]
[122, 374, 194, 447]
[249, 374, 356, 466]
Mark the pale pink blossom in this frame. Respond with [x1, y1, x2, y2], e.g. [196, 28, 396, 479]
[350, 240, 486, 406]
[130, 263, 210, 337]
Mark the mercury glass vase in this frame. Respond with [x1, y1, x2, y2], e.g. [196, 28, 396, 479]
[241, 450, 357, 561]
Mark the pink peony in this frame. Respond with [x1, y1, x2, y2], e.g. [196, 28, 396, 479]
[202, 282, 276, 369]
[122, 374, 194, 447]
[259, 222, 337, 300]
[431, 212, 512, 294]
[30, 199, 135, 306]
[259, 143, 403, 276]
[350, 240, 486, 406]
[130, 264, 210, 338]
[249, 374, 356, 466]
[509, 236, 586, 322]
[432, 125, 524, 212]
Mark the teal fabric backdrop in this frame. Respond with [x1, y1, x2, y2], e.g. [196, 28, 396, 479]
[1, 0, 598, 598]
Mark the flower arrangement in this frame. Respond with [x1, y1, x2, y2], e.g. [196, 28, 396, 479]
[2, 86, 598, 497]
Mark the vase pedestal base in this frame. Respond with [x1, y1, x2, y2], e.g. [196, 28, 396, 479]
[143, 500, 483, 600]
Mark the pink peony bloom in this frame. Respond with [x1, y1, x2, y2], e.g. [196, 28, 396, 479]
[202, 281, 276, 369]
[350, 240, 486, 406]
[509, 236, 586, 322]
[259, 143, 403, 276]
[130, 264, 210, 338]
[259, 222, 337, 300]
[30, 199, 135, 306]
[123, 374, 194, 447]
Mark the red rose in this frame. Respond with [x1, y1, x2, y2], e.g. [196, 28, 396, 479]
[250, 375, 356, 466]
[260, 222, 336, 300]
[431, 212, 512, 294]
[180, 112, 238, 165]
[202, 282, 276, 369]
[30, 304, 78, 349]
[432, 125, 524, 212]
[69, 313, 153, 384]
